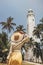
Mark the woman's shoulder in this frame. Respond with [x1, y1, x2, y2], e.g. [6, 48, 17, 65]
[10, 41, 15, 45]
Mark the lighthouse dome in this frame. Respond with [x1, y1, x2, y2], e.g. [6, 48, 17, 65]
[28, 9, 33, 13]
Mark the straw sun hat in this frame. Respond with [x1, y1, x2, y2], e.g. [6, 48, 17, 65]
[11, 31, 24, 43]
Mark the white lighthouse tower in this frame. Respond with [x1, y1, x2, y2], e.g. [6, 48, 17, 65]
[27, 9, 35, 38]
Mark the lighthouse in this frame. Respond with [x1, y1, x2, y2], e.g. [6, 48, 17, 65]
[27, 9, 35, 38]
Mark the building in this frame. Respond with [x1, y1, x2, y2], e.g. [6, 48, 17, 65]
[27, 9, 35, 38]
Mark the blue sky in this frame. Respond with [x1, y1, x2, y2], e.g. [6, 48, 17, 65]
[0, 0, 43, 32]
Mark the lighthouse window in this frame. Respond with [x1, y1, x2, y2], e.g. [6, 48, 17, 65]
[29, 14, 31, 16]
[32, 19, 34, 21]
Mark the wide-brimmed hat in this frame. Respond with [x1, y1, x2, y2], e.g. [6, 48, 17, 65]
[11, 31, 24, 43]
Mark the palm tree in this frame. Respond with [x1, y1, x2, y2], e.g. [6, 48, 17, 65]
[0, 32, 9, 62]
[0, 16, 16, 33]
[0, 32, 9, 49]
[33, 17, 43, 63]
[29, 38, 34, 45]
[33, 27, 40, 38]
[40, 17, 43, 38]
[33, 42, 42, 63]
[40, 17, 43, 23]
[33, 17, 43, 38]
[16, 25, 26, 32]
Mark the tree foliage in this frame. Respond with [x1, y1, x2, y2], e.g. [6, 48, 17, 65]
[0, 32, 9, 49]
[33, 17, 43, 38]
[16, 25, 26, 32]
[0, 16, 16, 33]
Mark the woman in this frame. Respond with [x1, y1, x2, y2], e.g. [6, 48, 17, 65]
[7, 31, 29, 65]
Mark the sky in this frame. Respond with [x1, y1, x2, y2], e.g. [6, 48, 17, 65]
[0, 0, 43, 32]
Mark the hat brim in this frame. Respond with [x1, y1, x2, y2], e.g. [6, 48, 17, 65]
[11, 32, 24, 43]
